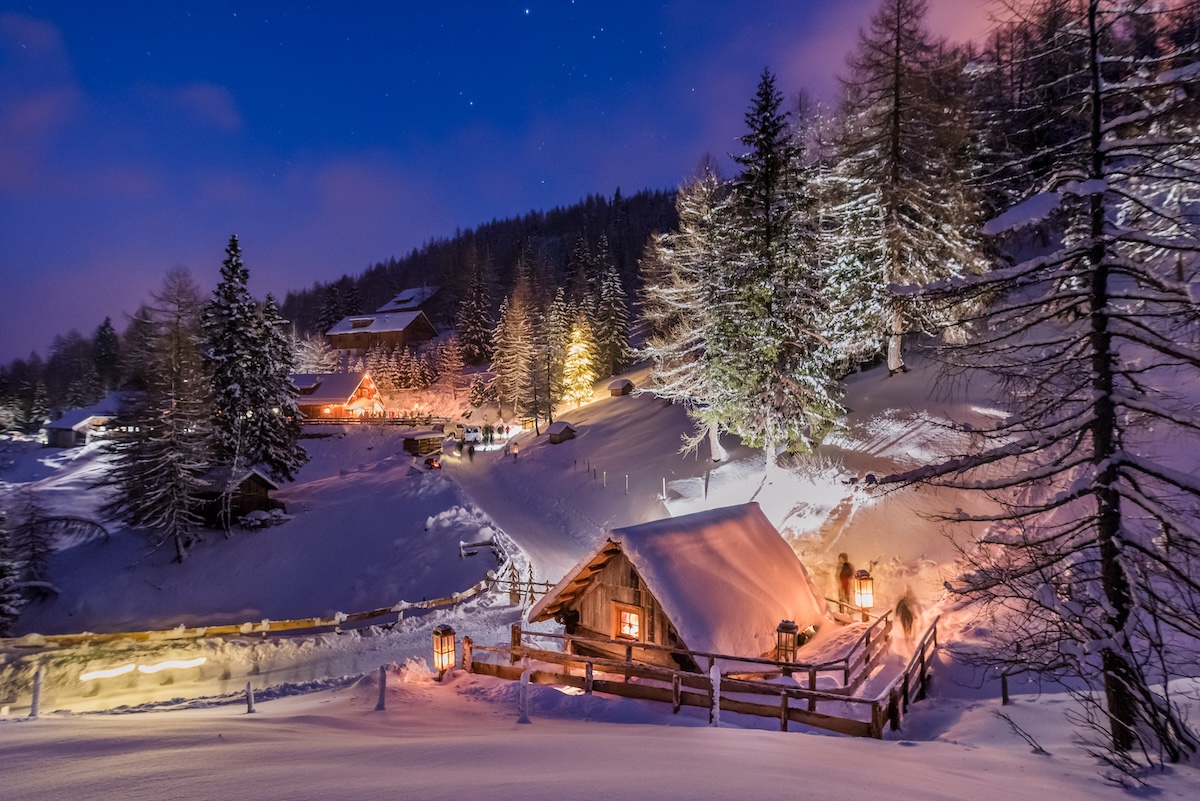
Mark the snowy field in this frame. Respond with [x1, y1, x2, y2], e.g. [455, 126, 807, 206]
[3, 357, 1200, 797]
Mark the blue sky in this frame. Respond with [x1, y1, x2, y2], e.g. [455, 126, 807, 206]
[0, 1, 990, 362]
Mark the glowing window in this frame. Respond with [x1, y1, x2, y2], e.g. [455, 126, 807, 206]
[617, 608, 640, 640]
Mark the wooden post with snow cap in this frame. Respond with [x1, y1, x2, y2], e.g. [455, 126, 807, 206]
[671, 674, 681, 714]
[375, 665, 387, 711]
[708, 663, 721, 727]
[245, 682, 256, 714]
[516, 660, 532, 724]
[462, 636, 474, 672]
[29, 669, 42, 719]
[510, 623, 522, 665]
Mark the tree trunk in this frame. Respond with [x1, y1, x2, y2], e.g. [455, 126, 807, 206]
[887, 306, 905, 374]
[708, 423, 726, 463]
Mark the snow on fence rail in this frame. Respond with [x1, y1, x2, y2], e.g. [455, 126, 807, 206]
[0, 570, 548, 650]
[458, 616, 933, 739]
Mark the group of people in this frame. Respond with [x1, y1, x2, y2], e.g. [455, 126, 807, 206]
[835, 552, 921, 642]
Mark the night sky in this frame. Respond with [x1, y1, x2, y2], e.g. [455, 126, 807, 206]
[0, 1, 989, 362]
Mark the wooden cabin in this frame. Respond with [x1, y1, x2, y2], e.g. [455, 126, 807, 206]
[608, 378, 634, 397]
[196, 467, 282, 529]
[528, 502, 827, 671]
[403, 430, 445, 456]
[324, 310, 437, 356]
[290, 372, 383, 418]
[547, 420, 577, 444]
[42, 393, 120, 448]
[375, 285, 441, 313]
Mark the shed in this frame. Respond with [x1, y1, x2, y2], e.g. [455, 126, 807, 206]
[403, 430, 445, 456]
[43, 393, 120, 448]
[195, 467, 282, 529]
[608, 378, 635, 397]
[290, 372, 383, 418]
[324, 310, 437, 356]
[528, 502, 827, 670]
[547, 420, 577, 444]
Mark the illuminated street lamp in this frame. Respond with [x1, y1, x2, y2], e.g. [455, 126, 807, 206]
[775, 620, 799, 675]
[432, 625, 456, 680]
[853, 569, 874, 623]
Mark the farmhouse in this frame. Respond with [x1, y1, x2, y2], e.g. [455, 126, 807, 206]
[324, 310, 437, 355]
[290, 372, 383, 418]
[528, 502, 827, 670]
[43, 393, 120, 448]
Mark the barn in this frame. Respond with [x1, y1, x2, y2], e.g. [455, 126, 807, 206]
[528, 502, 827, 671]
[195, 467, 282, 529]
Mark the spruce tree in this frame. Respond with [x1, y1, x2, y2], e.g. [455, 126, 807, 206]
[250, 294, 307, 482]
[457, 257, 494, 364]
[593, 253, 631, 378]
[490, 281, 536, 418]
[92, 317, 121, 393]
[837, 0, 986, 373]
[0, 512, 22, 637]
[561, 315, 598, 408]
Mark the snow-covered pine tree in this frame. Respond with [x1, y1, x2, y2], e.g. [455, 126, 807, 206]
[593, 250, 631, 379]
[712, 70, 843, 470]
[638, 164, 733, 460]
[102, 268, 212, 562]
[5, 486, 106, 600]
[836, 0, 986, 374]
[14, 376, 48, 435]
[294, 332, 339, 373]
[439, 335, 466, 397]
[92, 316, 121, 393]
[560, 314, 598, 408]
[458, 255, 494, 364]
[202, 235, 259, 470]
[890, 0, 1200, 766]
[468, 374, 496, 409]
[316, 286, 344, 335]
[248, 294, 307, 482]
[366, 346, 395, 396]
[0, 509, 22, 636]
[490, 281, 536, 419]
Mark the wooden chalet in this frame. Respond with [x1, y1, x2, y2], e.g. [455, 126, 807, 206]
[42, 393, 120, 448]
[528, 502, 827, 671]
[324, 310, 437, 355]
[290, 372, 383, 418]
[547, 420, 577, 444]
[196, 467, 282, 529]
[375, 285, 441, 313]
[608, 378, 634, 397]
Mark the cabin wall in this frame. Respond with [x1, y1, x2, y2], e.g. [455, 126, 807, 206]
[569, 552, 681, 668]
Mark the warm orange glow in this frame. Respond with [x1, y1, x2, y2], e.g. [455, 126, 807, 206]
[619, 609, 640, 639]
[854, 570, 874, 610]
[432, 625, 456, 676]
[80, 663, 136, 681]
[323, 407, 331, 415]
[137, 657, 207, 674]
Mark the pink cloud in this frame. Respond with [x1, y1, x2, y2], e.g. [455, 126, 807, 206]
[171, 83, 243, 132]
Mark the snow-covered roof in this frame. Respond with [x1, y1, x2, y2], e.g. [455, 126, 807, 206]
[608, 379, 634, 390]
[196, 466, 279, 493]
[43, 392, 121, 431]
[325, 310, 433, 336]
[375, 285, 440, 313]
[289, 372, 374, 405]
[546, 420, 576, 435]
[530, 502, 827, 659]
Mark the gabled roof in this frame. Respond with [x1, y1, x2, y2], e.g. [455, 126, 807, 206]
[547, 420, 576, 435]
[288, 372, 375, 405]
[324, 310, 436, 337]
[43, 392, 121, 431]
[529, 503, 827, 659]
[376, 285, 440, 313]
[196, 466, 280, 494]
[608, 378, 634, 390]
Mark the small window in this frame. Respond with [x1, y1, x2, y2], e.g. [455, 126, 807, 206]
[614, 603, 641, 641]
[351, 318, 373, 329]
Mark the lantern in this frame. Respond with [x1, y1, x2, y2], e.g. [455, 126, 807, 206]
[853, 569, 874, 622]
[432, 625, 456, 679]
[775, 620, 799, 674]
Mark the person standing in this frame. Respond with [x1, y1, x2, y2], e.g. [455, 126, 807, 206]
[837, 553, 854, 613]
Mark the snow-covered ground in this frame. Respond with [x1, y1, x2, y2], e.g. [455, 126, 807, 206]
[3, 357, 1199, 798]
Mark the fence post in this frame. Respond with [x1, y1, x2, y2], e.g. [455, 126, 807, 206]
[28, 669, 42, 719]
[585, 662, 594, 695]
[888, 688, 901, 731]
[375, 665, 387, 711]
[603, 471, 606, 488]
[510, 623, 522, 665]
[779, 691, 789, 732]
[516, 662, 532, 724]
[708, 664, 721, 727]
[625, 474, 628, 495]
[808, 668, 818, 712]
[672, 673, 681, 714]
[902, 670, 911, 713]
[462, 636, 474, 672]
[245, 682, 256, 714]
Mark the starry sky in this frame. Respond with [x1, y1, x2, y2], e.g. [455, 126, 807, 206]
[0, 1, 990, 363]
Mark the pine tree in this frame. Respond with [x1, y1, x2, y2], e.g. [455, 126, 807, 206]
[249, 294, 307, 482]
[5, 487, 105, 600]
[490, 281, 536, 418]
[317, 286, 344, 334]
[457, 257, 494, 364]
[102, 269, 212, 562]
[92, 317, 121, 392]
[593, 253, 631, 378]
[15, 376, 48, 436]
[712, 70, 843, 470]
[439, 335, 466, 397]
[892, 0, 1200, 766]
[837, 0, 986, 373]
[0, 511, 22, 637]
[294, 332, 339, 373]
[561, 316, 598, 408]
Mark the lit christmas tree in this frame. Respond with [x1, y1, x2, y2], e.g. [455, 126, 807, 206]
[560, 321, 596, 409]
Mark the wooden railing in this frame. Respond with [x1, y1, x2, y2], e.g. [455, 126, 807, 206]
[870, 615, 939, 736]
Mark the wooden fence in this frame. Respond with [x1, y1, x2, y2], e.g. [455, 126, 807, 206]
[463, 615, 937, 739]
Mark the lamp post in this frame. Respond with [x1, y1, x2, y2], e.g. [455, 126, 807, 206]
[775, 620, 799, 676]
[432, 625, 456, 681]
[853, 569, 874, 623]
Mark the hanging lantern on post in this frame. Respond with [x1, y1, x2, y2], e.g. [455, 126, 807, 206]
[775, 620, 799, 675]
[432, 625, 456, 680]
[853, 570, 874, 623]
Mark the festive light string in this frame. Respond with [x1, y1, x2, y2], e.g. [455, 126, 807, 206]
[79, 657, 207, 681]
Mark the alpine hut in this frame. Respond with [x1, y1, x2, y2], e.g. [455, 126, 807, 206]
[528, 502, 827, 671]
